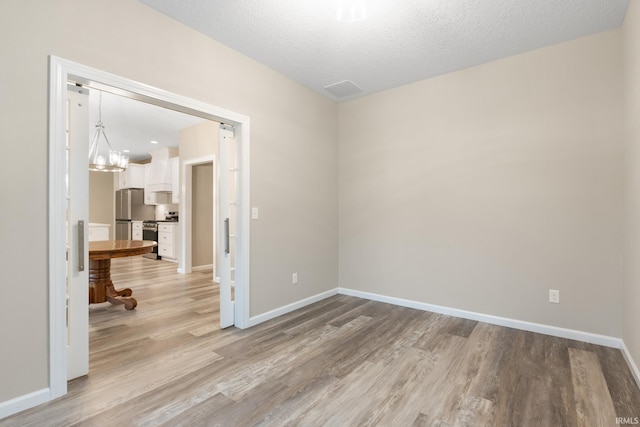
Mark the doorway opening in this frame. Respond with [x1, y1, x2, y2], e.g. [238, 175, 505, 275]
[191, 163, 214, 273]
[182, 157, 217, 279]
[49, 56, 250, 401]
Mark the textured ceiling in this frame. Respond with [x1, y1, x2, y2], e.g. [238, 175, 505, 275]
[140, 0, 629, 102]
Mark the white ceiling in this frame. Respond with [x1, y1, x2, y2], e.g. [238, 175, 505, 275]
[78, 0, 630, 159]
[139, 0, 629, 102]
[86, 88, 205, 161]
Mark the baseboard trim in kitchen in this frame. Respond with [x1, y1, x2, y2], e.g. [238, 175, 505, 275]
[0, 387, 49, 420]
[191, 264, 214, 272]
[338, 287, 622, 349]
[247, 288, 339, 328]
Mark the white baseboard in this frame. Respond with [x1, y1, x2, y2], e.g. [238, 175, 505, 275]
[4, 288, 638, 420]
[192, 264, 213, 272]
[0, 388, 50, 420]
[621, 341, 640, 389]
[338, 288, 622, 348]
[247, 288, 339, 327]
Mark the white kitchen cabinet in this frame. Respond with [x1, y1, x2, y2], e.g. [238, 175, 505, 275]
[117, 163, 145, 189]
[171, 157, 180, 204]
[158, 222, 179, 261]
[144, 190, 171, 205]
[146, 147, 178, 193]
[131, 221, 143, 240]
[143, 155, 174, 205]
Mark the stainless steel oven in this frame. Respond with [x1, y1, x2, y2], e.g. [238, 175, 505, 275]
[142, 220, 161, 260]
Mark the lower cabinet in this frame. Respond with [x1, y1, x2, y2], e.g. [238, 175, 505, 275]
[132, 221, 143, 240]
[158, 222, 179, 261]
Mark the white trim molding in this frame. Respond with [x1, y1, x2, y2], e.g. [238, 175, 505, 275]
[48, 55, 70, 403]
[621, 341, 640, 389]
[247, 288, 339, 327]
[0, 388, 50, 420]
[338, 288, 622, 348]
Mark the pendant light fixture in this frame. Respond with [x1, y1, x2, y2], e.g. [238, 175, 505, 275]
[88, 91, 128, 172]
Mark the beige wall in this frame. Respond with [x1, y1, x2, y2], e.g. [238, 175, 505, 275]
[179, 120, 218, 162]
[192, 163, 214, 267]
[623, 1, 640, 374]
[0, 0, 338, 404]
[180, 120, 218, 271]
[339, 30, 624, 337]
[89, 171, 115, 239]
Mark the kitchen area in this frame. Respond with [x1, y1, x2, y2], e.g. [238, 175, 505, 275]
[89, 146, 181, 263]
[84, 87, 219, 277]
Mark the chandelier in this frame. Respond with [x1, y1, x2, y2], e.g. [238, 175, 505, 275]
[88, 91, 128, 172]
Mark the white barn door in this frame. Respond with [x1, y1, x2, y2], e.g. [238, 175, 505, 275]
[66, 86, 89, 380]
[218, 125, 237, 328]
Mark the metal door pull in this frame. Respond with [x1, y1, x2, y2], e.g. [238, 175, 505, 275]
[225, 218, 230, 255]
[78, 220, 85, 272]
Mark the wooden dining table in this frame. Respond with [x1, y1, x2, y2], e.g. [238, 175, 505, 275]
[88, 240, 157, 310]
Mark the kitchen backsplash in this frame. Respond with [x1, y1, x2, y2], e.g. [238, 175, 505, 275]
[156, 204, 179, 220]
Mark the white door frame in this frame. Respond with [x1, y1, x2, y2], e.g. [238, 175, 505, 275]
[48, 56, 251, 400]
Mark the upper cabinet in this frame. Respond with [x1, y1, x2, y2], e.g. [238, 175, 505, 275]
[117, 147, 180, 204]
[117, 163, 145, 189]
[145, 147, 179, 193]
[144, 189, 171, 205]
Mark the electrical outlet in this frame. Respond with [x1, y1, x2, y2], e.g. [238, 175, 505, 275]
[549, 289, 560, 304]
[292, 273, 298, 284]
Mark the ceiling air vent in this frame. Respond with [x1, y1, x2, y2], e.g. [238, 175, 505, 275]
[324, 80, 362, 98]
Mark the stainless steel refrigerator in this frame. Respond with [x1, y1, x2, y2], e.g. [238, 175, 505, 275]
[115, 189, 155, 239]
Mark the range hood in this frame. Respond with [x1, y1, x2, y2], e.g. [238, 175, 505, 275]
[146, 147, 178, 193]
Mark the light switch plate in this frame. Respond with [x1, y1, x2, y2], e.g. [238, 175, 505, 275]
[251, 207, 259, 220]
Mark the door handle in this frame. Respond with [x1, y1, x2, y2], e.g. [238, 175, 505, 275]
[224, 218, 230, 255]
[78, 220, 85, 272]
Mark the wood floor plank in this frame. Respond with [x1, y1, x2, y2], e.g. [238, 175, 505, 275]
[155, 392, 236, 427]
[417, 323, 496, 426]
[569, 347, 618, 427]
[1, 256, 639, 427]
[491, 331, 576, 426]
[254, 376, 342, 427]
[593, 345, 640, 419]
[451, 395, 494, 427]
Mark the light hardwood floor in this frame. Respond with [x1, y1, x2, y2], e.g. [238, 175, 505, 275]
[2, 256, 639, 426]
